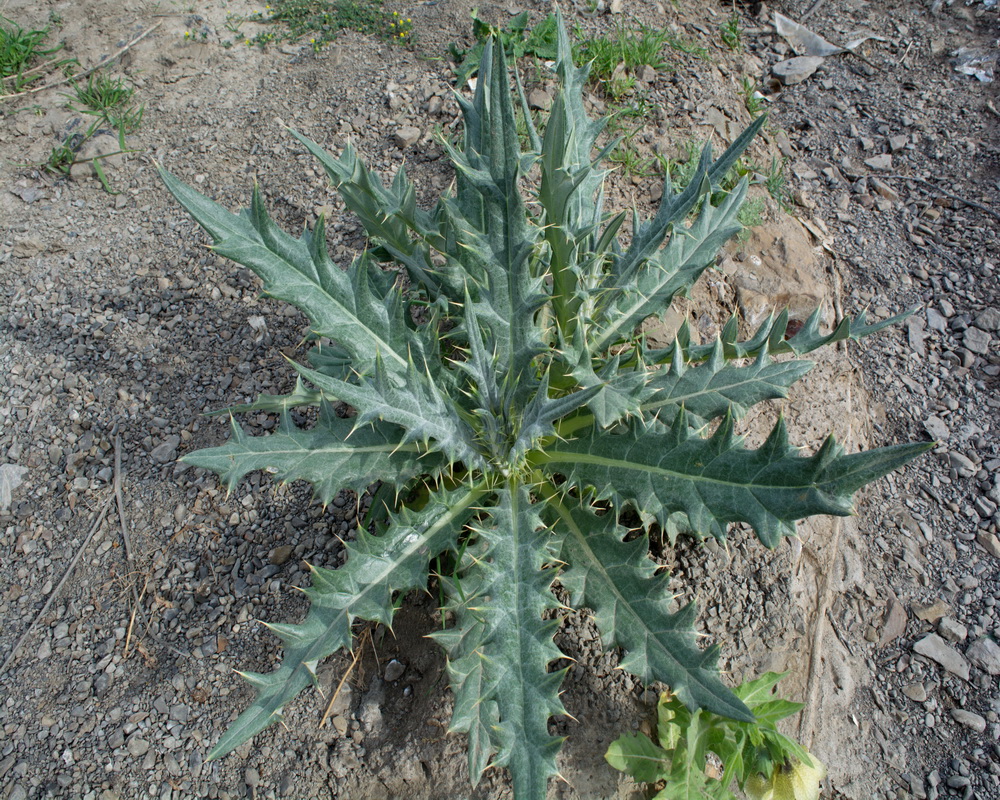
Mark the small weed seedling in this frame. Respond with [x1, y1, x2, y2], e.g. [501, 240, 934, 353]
[763, 155, 793, 212]
[609, 139, 653, 178]
[449, 10, 558, 87]
[67, 71, 144, 132]
[42, 70, 143, 192]
[161, 13, 927, 798]
[0, 15, 71, 92]
[574, 22, 671, 82]
[740, 75, 766, 117]
[719, 12, 743, 52]
[606, 673, 826, 800]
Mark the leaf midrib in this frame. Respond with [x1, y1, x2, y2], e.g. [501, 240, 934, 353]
[536, 449, 822, 493]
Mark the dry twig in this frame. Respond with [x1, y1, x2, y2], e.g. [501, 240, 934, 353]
[0, 497, 112, 675]
[884, 173, 1000, 223]
[0, 22, 162, 101]
[319, 628, 369, 728]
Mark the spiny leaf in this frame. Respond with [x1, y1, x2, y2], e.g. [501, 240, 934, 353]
[649, 305, 918, 366]
[159, 167, 415, 379]
[291, 359, 482, 469]
[182, 404, 437, 505]
[207, 482, 485, 761]
[547, 492, 751, 722]
[641, 341, 812, 428]
[539, 411, 933, 547]
[591, 178, 748, 352]
[288, 132, 454, 298]
[431, 483, 565, 795]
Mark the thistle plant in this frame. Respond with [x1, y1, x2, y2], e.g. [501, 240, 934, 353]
[160, 14, 928, 798]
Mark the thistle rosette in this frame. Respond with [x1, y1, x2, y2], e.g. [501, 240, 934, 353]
[161, 13, 928, 797]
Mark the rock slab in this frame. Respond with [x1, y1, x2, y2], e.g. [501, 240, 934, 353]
[913, 633, 970, 680]
[772, 56, 824, 85]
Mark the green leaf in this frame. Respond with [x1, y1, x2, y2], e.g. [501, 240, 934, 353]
[159, 167, 417, 380]
[183, 403, 438, 504]
[642, 341, 812, 428]
[605, 732, 669, 784]
[207, 482, 485, 761]
[547, 492, 751, 722]
[609, 115, 766, 293]
[649, 305, 919, 366]
[447, 37, 547, 397]
[288, 132, 452, 299]
[540, 411, 933, 547]
[206, 375, 323, 416]
[734, 672, 795, 711]
[432, 483, 565, 795]
[291, 358, 483, 469]
[592, 179, 748, 352]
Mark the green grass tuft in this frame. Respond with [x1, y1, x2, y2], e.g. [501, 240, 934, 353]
[0, 15, 70, 92]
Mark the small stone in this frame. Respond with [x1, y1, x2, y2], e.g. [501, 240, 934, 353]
[974, 307, 1000, 332]
[926, 307, 948, 333]
[13, 237, 44, 258]
[331, 714, 349, 736]
[527, 88, 551, 111]
[913, 634, 971, 680]
[912, 598, 952, 623]
[951, 708, 987, 733]
[937, 617, 968, 643]
[393, 126, 421, 149]
[870, 177, 900, 202]
[879, 598, 908, 646]
[150, 435, 180, 464]
[966, 637, 1000, 675]
[888, 135, 909, 152]
[976, 531, 1000, 558]
[902, 683, 928, 702]
[923, 416, 949, 442]
[270, 545, 294, 565]
[245, 767, 260, 788]
[127, 737, 150, 757]
[772, 56, 824, 85]
[964, 326, 992, 355]
[384, 659, 406, 682]
[637, 64, 657, 84]
[864, 154, 893, 171]
[949, 451, 976, 477]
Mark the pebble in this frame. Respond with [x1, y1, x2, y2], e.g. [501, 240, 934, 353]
[393, 126, 421, 148]
[903, 683, 928, 702]
[383, 659, 406, 682]
[976, 531, 1000, 558]
[963, 327, 992, 355]
[974, 307, 1000, 332]
[527, 89, 552, 111]
[912, 598, 952, 623]
[937, 617, 968, 643]
[966, 637, 1000, 675]
[924, 416, 949, 442]
[150, 435, 180, 464]
[245, 767, 260, 788]
[951, 709, 987, 733]
[913, 634, 971, 680]
[127, 737, 150, 757]
[865, 154, 893, 171]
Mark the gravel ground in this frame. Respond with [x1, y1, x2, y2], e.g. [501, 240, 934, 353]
[1, 0, 998, 797]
